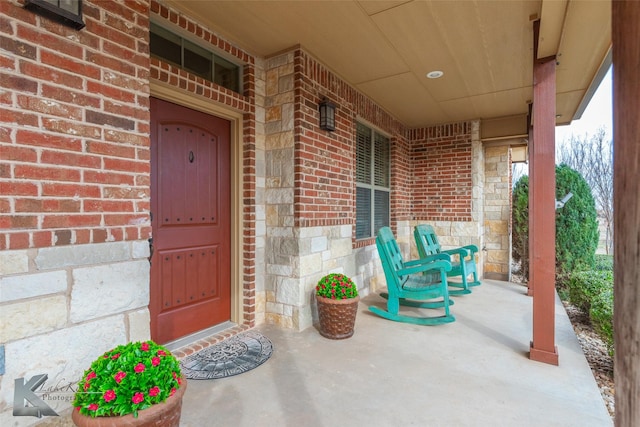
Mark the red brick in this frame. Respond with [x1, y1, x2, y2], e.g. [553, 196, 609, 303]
[17, 24, 83, 58]
[14, 165, 81, 182]
[84, 199, 134, 213]
[0, 145, 38, 162]
[33, 231, 52, 248]
[103, 157, 149, 174]
[86, 81, 135, 103]
[20, 61, 84, 89]
[42, 183, 101, 198]
[42, 214, 102, 228]
[8, 232, 30, 249]
[84, 171, 135, 186]
[40, 50, 100, 80]
[76, 229, 91, 244]
[0, 107, 39, 127]
[41, 84, 101, 108]
[17, 95, 83, 121]
[16, 130, 83, 151]
[41, 118, 101, 139]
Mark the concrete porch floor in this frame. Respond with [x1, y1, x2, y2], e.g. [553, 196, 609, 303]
[180, 280, 612, 427]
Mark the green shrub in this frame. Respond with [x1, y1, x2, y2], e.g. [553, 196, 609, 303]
[511, 175, 529, 280]
[555, 164, 599, 274]
[593, 254, 613, 271]
[567, 270, 613, 313]
[511, 165, 599, 281]
[590, 287, 614, 355]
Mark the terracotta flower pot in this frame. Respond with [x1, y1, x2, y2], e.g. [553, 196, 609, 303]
[71, 379, 186, 427]
[316, 295, 360, 339]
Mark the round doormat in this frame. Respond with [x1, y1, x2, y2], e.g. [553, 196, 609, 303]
[180, 331, 273, 380]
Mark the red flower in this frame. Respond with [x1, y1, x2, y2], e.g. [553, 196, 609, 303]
[134, 363, 146, 373]
[170, 388, 176, 396]
[111, 353, 120, 360]
[83, 381, 90, 391]
[103, 390, 116, 402]
[88, 403, 99, 411]
[157, 350, 167, 357]
[149, 386, 160, 397]
[172, 372, 178, 380]
[152, 357, 161, 366]
[132, 392, 144, 404]
[86, 371, 96, 381]
[114, 371, 127, 383]
[141, 342, 150, 351]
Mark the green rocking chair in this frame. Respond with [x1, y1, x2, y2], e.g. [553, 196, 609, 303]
[413, 224, 481, 296]
[370, 227, 455, 326]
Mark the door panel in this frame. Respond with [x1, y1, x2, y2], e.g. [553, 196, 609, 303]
[150, 97, 231, 344]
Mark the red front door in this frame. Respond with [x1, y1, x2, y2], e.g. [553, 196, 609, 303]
[150, 97, 231, 344]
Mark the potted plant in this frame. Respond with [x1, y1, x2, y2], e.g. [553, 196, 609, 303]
[71, 340, 186, 427]
[315, 273, 360, 339]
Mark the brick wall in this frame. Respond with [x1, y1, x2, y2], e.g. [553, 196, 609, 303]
[410, 123, 474, 222]
[293, 49, 406, 234]
[0, 1, 155, 420]
[0, 0, 151, 250]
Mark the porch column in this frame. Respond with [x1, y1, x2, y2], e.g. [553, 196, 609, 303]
[528, 54, 558, 365]
[613, 1, 640, 425]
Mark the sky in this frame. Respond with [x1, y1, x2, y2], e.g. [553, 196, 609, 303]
[555, 66, 613, 145]
[512, 66, 612, 179]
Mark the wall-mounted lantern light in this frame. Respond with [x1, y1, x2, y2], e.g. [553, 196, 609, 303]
[319, 98, 336, 132]
[24, 0, 85, 30]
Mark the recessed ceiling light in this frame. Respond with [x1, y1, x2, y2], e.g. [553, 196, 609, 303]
[426, 70, 444, 79]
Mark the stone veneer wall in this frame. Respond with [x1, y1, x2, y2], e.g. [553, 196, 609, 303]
[0, 244, 149, 421]
[483, 146, 511, 280]
[263, 48, 406, 330]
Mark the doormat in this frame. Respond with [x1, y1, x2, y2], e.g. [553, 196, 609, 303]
[180, 330, 273, 380]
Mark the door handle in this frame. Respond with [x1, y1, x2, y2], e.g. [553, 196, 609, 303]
[148, 237, 154, 264]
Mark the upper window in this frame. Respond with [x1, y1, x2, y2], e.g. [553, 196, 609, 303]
[355, 122, 390, 240]
[24, 0, 85, 30]
[150, 22, 241, 94]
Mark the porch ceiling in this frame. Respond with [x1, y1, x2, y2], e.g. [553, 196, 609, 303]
[164, 0, 611, 138]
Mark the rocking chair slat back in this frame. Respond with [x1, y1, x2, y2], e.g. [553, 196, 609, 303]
[370, 227, 455, 326]
[414, 224, 481, 293]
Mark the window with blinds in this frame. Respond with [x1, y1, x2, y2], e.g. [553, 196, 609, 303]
[356, 123, 390, 239]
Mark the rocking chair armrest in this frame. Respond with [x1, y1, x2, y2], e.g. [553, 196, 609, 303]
[461, 245, 479, 256]
[441, 247, 471, 258]
[398, 259, 452, 276]
[404, 253, 451, 267]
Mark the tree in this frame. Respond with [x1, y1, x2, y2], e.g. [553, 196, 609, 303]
[557, 127, 613, 254]
[512, 165, 599, 281]
[511, 175, 529, 280]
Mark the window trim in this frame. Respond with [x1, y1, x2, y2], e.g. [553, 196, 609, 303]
[24, 0, 85, 30]
[150, 20, 243, 94]
[355, 122, 391, 240]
